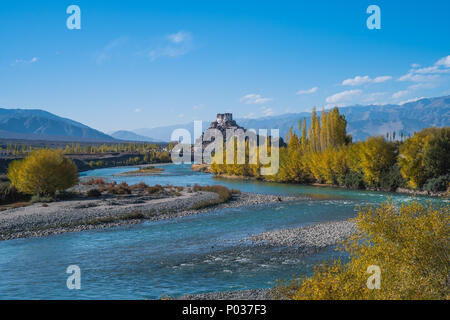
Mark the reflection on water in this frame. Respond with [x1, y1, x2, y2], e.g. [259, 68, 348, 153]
[0, 164, 440, 299]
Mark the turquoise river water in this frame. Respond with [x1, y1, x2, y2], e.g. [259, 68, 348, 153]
[0, 164, 443, 299]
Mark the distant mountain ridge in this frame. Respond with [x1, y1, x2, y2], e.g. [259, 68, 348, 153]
[109, 130, 161, 143]
[133, 96, 450, 142]
[0, 108, 115, 142]
[1, 96, 448, 143]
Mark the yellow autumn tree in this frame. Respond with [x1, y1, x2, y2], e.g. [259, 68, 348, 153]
[398, 128, 440, 189]
[358, 136, 396, 186]
[8, 149, 78, 195]
[275, 200, 449, 300]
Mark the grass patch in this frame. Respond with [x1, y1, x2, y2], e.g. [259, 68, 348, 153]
[122, 167, 164, 175]
[189, 184, 241, 210]
[31, 194, 54, 203]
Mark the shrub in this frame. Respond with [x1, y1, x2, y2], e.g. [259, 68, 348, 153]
[92, 178, 105, 185]
[8, 149, 78, 196]
[130, 182, 149, 191]
[31, 194, 54, 203]
[83, 178, 105, 186]
[343, 170, 365, 189]
[147, 184, 164, 194]
[423, 174, 450, 192]
[86, 188, 102, 198]
[0, 183, 30, 205]
[107, 182, 132, 195]
[192, 184, 233, 202]
[378, 164, 406, 191]
[276, 200, 450, 300]
[55, 190, 76, 200]
[189, 184, 238, 209]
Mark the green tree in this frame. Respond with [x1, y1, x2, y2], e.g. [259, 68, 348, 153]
[424, 127, 450, 178]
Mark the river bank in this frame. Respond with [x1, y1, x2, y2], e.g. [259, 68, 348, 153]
[0, 188, 299, 241]
[210, 173, 448, 198]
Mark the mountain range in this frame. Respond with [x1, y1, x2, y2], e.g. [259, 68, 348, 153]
[133, 96, 450, 142]
[0, 96, 449, 143]
[109, 130, 161, 142]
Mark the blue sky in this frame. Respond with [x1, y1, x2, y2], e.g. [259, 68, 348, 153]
[0, 0, 449, 132]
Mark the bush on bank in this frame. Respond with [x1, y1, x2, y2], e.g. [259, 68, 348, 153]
[275, 200, 450, 300]
[7, 149, 78, 196]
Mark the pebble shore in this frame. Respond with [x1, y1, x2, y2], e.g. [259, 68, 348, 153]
[175, 220, 356, 300]
[176, 288, 274, 300]
[0, 191, 298, 241]
[249, 220, 357, 255]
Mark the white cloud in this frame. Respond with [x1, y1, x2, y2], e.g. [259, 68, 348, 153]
[145, 31, 194, 61]
[261, 107, 274, 116]
[167, 31, 192, 44]
[436, 55, 450, 68]
[342, 76, 371, 86]
[95, 37, 127, 64]
[398, 73, 439, 82]
[134, 108, 141, 113]
[240, 94, 272, 104]
[399, 97, 424, 105]
[296, 86, 318, 95]
[242, 112, 256, 119]
[363, 92, 388, 104]
[373, 76, 392, 83]
[11, 57, 39, 66]
[326, 89, 362, 104]
[398, 54, 450, 81]
[342, 75, 391, 86]
[415, 66, 450, 74]
[408, 82, 436, 90]
[392, 90, 409, 99]
[411, 63, 421, 68]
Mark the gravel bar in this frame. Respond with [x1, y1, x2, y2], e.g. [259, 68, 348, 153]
[0, 192, 298, 241]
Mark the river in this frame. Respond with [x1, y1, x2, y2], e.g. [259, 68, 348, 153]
[0, 164, 441, 299]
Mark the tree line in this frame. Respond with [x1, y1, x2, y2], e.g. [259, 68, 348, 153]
[0, 142, 169, 156]
[210, 107, 449, 193]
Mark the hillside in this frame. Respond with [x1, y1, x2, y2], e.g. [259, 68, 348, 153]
[133, 96, 450, 142]
[0, 108, 115, 142]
